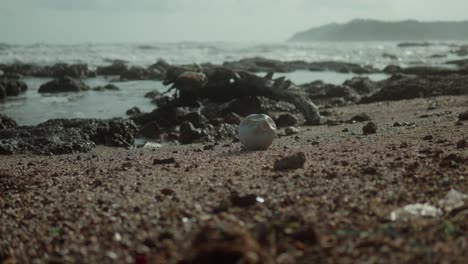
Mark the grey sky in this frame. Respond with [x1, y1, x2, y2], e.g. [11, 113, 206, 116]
[1, 0, 467, 43]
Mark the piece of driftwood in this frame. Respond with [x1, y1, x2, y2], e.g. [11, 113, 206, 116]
[163, 66, 321, 125]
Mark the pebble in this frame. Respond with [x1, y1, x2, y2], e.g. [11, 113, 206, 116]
[362, 122, 377, 135]
[273, 152, 306, 171]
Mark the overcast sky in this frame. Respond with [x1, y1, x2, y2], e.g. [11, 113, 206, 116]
[1, 0, 467, 43]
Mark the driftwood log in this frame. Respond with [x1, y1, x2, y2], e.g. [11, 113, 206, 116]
[163, 66, 321, 125]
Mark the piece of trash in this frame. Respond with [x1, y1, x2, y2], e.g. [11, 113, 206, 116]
[238, 114, 277, 150]
[390, 203, 442, 221]
[438, 189, 468, 212]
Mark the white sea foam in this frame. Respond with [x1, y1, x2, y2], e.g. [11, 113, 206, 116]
[0, 41, 463, 69]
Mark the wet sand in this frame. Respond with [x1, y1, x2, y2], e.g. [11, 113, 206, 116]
[1, 95, 468, 263]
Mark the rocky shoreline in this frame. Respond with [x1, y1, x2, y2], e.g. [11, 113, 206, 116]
[1, 55, 468, 155]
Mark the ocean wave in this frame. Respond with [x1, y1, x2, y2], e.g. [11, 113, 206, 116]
[0, 42, 463, 69]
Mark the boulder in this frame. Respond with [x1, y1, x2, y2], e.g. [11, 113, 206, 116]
[343, 76, 378, 95]
[0, 114, 17, 129]
[0, 77, 28, 96]
[96, 62, 128, 76]
[38, 76, 90, 93]
[93, 84, 120, 91]
[126, 106, 142, 116]
[361, 74, 468, 103]
[0, 118, 137, 155]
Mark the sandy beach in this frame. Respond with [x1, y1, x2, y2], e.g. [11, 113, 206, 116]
[1, 95, 467, 263]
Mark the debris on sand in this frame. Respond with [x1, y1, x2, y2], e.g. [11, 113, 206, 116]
[239, 114, 277, 151]
[273, 152, 306, 171]
[362, 122, 377, 135]
[390, 203, 442, 222]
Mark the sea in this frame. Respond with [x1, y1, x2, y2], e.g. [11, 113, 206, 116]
[0, 41, 463, 125]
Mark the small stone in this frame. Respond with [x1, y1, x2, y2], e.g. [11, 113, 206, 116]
[284, 127, 299, 136]
[230, 193, 258, 208]
[422, 135, 433, 140]
[456, 138, 467, 149]
[274, 152, 306, 171]
[362, 122, 377, 135]
[458, 110, 468, 121]
[160, 188, 175, 196]
[223, 112, 242, 125]
[126, 106, 141, 116]
[275, 113, 298, 127]
[348, 113, 371, 123]
[153, 157, 176, 165]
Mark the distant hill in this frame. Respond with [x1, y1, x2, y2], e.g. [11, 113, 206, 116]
[290, 19, 468, 41]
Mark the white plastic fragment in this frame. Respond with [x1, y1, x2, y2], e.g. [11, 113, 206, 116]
[238, 114, 277, 150]
[390, 203, 442, 222]
[438, 189, 468, 212]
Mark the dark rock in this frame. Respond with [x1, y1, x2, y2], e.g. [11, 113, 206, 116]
[202, 96, 296, 120]
[179, 121, 204, 144]
[348, 113, 371, 123]
[138, 121, 162, 139]
[160, 188, 175, 195]
[458, 111, 468, 121]
[93, 84, 120, 91]
[132, 103, 179, 128]
[423, 135, 433, 140]
[180, 112, 208, 128]
[362, 167, 378, 175]
[0, 63, 90, 78]
[308, 61, 378, 74]
[398, 42, 432, 48]
[401, 66, 466, 76]
[230, 193, 258, 208]
[126, 107, 142, 116]
[275, 113, 298, 127]
[223, 112, 242, 125]
[0, 114, 17, 129]
[0, 118, 137, 155]
[302, 81, 353, 99]
[144, 90, 161, 99]
[363, 122, 377, 135]
[284, 127, 299, 136]
[445, 59, 468, 68]
[222, 57, 378, 74]
[456, 138, 467, 149]
[153, 157, 176, 165]
[383, 65, 402, 74]
[273, 152, 306, 171]
[361, 74, 468, 103]
[382, 53, 398, 60]
[223, 57, 306, 73]
[96, 62, 127, 76]
[38, 76, 90, 93]
[429, 54, 447, 58]
[120, 66, 164, 81]
[451, 45, 468, 56]
[0, 84, 6, 100]
[0, 77, 28, 96]
[50, 63, 89, 78]
[343, 77, 378, 95]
